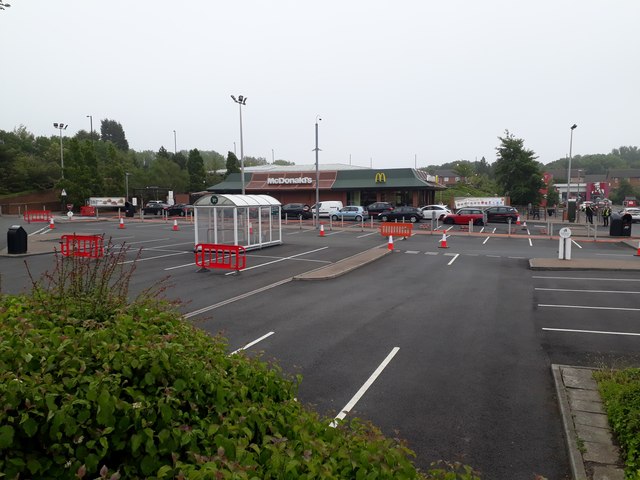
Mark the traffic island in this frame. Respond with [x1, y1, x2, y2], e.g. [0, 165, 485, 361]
[293, 246, 391, 281]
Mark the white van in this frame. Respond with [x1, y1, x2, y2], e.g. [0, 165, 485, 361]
[310, 201, 343, 218]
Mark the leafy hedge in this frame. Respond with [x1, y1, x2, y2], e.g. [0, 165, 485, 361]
[594, 368, 640, 478]
[0, 248, 481, 479]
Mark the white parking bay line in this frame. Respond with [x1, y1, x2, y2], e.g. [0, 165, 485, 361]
[330, 347, 400, 428]
[230, 332, 275, 355]
[224, 246, 329, 275]
[533, 276, 640, 282]
[447, 253, 460, 265]
[405, 250, 420, 254]
[538, 304, 640, 312]
[536, 288, 640, 295]
[543, 328, 640, 337]
[184, 278, 292, 318]
[482, 236, 490, 245]
[571, 239, 582, 249]
[120, 251, 191, 264]
[528, 238, 533, 247]
[357, 231, 377, 238]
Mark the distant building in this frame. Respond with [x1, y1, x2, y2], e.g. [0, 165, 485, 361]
[607, 169, 640, 188]
[432, 169, 466, 185]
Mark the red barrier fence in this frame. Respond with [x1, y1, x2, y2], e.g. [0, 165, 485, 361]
[195, 243, 246, 272]
[379, 222, 413, 238]
[24, 210, 52, 223]
[60, 234, 105, 258]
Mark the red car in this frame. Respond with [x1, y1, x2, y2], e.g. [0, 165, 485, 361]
[442, 207, 485, 225]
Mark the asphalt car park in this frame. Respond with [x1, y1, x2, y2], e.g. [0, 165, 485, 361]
[1, 216, 639, 479]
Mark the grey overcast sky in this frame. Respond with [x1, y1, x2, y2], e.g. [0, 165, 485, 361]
[1, 1, 638, 168]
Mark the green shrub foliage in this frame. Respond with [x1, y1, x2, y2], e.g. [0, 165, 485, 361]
[0, 250, 431, 479]
[594, 368, 640, 478]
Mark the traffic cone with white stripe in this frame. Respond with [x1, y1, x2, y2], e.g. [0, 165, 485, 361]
[516, 215, 521, 226]
[49, 217, 55, 229]
[388, 235, 394, 251]
[635, 241, 640, 257]
[172, 219, 179, 231]
[119, 217, 125, 229]
[439, 232, 448, 248]
[319, 224, 325, 237]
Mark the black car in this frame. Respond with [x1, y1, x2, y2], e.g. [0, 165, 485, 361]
[366, 202, 394, 217]
[377, 206, 423, 223]
[484, 206, 519, 223]
[142, 201, 168, 215]
[281, 203, 312, 219]
[166, 203, 193, 217]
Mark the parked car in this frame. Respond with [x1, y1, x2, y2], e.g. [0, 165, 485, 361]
[621, 208, 640, 223]
[331, 206, 369, 222]
[484, 206, 519, 223]
[366, 202, 394, 217]
[377, 206, 423, 223]
[281, 203, 312, 219]
[142, 201, 169, 215]
[309, 201, 343, 218]
[166, 203, 193, 217]
[442, 207, 485, 225]
[419, 204, 451, 221]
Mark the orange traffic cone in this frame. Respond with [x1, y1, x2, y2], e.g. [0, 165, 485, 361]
[119, 217, 125, 229]
[319, 224, 325, 237]
[438, 232, 448, 248]
[635, 241, 640, 257]
[516, 216, 521, 226]
[49, 217, 55, 229]
[388, 235, 394, 251]
[172, 219, 179, 231]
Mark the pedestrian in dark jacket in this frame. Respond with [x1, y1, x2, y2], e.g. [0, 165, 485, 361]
[585, 204, 594, 224]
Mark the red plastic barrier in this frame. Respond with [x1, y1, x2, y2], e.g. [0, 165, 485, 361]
[195, 243, 246, 271]
[80, 206, 96, 216]
[24, 210, 51, 223]
[60, 234, 104, 258]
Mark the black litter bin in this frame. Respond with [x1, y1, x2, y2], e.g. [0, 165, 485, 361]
[609, 213, 633, 237]
[7, 225, 27, 254]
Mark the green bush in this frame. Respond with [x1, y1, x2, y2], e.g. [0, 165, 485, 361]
[0, 246, 482, 479]
[594, 368, 640, 479]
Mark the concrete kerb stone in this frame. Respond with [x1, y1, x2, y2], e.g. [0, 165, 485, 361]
[552, 365, 625, 480]
[293, 245, 391, 281]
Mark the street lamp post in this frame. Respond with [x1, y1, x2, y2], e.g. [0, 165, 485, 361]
[86, 115, 93, 140]
[173, 130, 177, 155]
[125, 172, 131, 202]
[53, 122, 68, 179]
[313, 116, 322, 228]
[567, 124, 577, 202]
[231, 95, 247, 195]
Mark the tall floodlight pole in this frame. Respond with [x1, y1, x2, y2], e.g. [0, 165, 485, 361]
[53, 123, 68, 179]
[567, 124, 577, 202]
[314, 116, 322, 228]
[231, 95, 247, 194]
[173, 130, 177, 155]
[125, 172, 131, 201]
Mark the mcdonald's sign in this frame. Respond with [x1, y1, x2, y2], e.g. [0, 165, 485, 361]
[374, 172, 387, 183]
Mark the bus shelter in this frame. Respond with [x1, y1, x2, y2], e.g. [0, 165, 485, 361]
[193, 194, 282, 250]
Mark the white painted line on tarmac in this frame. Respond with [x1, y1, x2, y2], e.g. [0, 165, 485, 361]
[224, 246, 329, 275]
[120, 251, 191, 264]
[425, 251, 438, 255]
[595, 253, 635, 257]
[528, 238, 533, 247]
[29, 226, 49, 236]
[330, 347, 400, 428]
[165, 262, 196, 270]
[533, 276, 640, 282]
[571, 239, 582, 249]
[482, 236, 490, 245]
[538, 304, 640, 312]
[286, 231, 303, 235]
[230, 332, 275, 355]
[487, 255, 501, 258]
[492, 228, 497, 233]
[508, 256, 526, 259]
[479, 226, 486, 233]
[324, 230, 344, 236]
[357, 231, 377, 238]
[542, 328, 640, 337]
[184, 278, 292, 318]
[127, 238, 172, 245]
[536, 287, 640, 294]
[405, 250, 420, 254]
[527, 229, 531, 236]
[447, 253, 460, 265]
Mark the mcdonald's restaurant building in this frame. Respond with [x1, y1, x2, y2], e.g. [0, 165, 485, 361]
[208, 165, 445, 207]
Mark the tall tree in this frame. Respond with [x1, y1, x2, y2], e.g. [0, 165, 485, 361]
[494, 130, 543, 205]
[187, 149, 206, 192]
[100, 119, 129, 152]
[225, 151, 240, 177]
[453, 161, 475, 181]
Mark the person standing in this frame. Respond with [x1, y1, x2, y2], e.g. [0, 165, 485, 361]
[602, 205, 611, 226]
[585, 204, 594, 224]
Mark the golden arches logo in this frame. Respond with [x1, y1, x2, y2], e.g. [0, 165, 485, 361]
[374, 172, 387, 183]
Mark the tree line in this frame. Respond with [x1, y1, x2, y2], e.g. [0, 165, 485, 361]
[0, 120, 293, 208]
